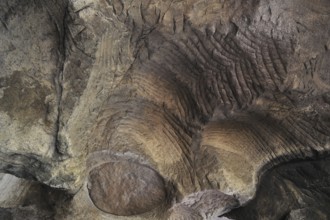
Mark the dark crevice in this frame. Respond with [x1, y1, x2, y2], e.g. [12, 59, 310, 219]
[225, 157, 330, 220]
[0, 151, 52, 182]
[0, 18, 8, 30]
[0, 174, 73, 220]
[54, 2, 69, 157]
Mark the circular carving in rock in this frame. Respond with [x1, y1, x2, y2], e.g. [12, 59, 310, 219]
[87, 160, 167, 216]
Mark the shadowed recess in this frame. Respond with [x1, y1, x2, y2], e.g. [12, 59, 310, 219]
[225, 157, 330, 220]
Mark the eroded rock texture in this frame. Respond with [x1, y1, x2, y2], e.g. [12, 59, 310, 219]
[169, 190, 239, 219]
[0, 0, 330, 219]
[88, 161, 167, 216]
[226, 158, 330, 219]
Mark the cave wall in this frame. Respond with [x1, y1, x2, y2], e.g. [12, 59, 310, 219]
[0, 0, 330, 219]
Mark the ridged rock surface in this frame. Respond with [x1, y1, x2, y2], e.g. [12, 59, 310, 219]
[0, 0, 330, 219]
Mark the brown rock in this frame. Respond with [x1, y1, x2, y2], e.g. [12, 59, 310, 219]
[87, 160, 167, 216]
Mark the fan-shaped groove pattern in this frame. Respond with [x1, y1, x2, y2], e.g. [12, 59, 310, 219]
[199, 109, 330, 199]
[77, 1, 328, 210]
[88, 94, 200, 193]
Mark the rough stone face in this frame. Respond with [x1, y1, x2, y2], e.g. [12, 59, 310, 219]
[169, 190, 239, 219]
[87, 161, 167, 216]
[0, 173, 72, 219]
[226, 159, 330, 219]
[0, 0, 330, 219]
[0, 0, 65, 182]
[287, 208, 328, 220]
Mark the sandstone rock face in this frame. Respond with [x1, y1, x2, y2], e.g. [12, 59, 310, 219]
[87, 161, 167, 216]
[0, 0, 330, 219]
[0, 0, 66, 183]
[169, 190, 239, 220]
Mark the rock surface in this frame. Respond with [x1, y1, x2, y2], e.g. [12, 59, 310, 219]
[0, 0, 330, 219]
[0, 173, 72, 220]
[168, 190, 239, 220]
[226, 158, 330, 219]
[87, 161, 167, 216]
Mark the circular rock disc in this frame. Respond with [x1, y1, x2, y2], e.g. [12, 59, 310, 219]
[87, 160, 167, 216]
